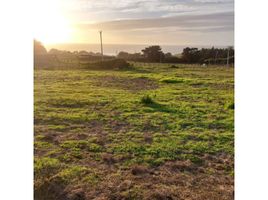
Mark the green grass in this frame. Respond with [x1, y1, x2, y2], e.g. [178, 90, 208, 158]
[34, 63, 234, 199]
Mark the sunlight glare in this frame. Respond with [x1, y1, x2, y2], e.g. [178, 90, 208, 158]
[33, 0, 72, 44]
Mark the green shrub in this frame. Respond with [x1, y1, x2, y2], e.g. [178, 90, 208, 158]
[140, 95, 155, 105]
[227, 102, 235, 109]
[85, 59, 130, 70]
[160, 78, 184, 84]
[170, 65, 179, 68]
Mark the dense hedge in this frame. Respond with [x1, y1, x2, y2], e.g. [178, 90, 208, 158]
[83, 59, 130, 70]
[34, 55, 131, 70]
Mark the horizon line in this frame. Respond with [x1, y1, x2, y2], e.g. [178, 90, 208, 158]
[44, 42, 233, 47]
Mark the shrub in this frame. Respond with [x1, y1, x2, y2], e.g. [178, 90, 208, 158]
[140, 95, 155, 105]
[160, 78, 184, 84]
[170, 65, 179, 68]
[85, 59, 130, 70]
[227, 102, 235, 109]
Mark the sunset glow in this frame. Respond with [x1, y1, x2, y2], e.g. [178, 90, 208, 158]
[33, 0, 73, 44]
[33, 0, 234, 46]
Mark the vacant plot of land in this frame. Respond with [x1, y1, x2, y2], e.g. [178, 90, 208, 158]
[34, 63, 234, 200]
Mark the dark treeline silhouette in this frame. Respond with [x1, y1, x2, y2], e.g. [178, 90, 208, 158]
[117, 46, 234, 64]
[117, 45, 234, 65]
[181, 47, 234, 64]
[34, 40, 234, 68]
[34, 40, 115, 68]
[117, 45, 181, 63]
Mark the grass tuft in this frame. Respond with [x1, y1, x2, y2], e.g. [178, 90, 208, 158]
[160, 78, 184, 84]
[227, 102, 235, 109]
[140, 95, 155, 105]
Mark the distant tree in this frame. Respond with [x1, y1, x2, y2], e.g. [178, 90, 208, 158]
[48, 48, 62, 54]
[181, 47, 199, 63]
[117, 51, 129, 59]
[34, 40, 47, 55]
[141, 45, 165, 62]
[131, 53, 143, 61]
[78, 50, 89, 55]
[165, 52, 172, 58]
[162, 52, 182, 63]
[117, 51, 144, 61]
[181, 46, 235, 64]
[163, 56, 181, 63]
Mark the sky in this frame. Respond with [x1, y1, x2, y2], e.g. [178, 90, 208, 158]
[34, 0, 234, 46]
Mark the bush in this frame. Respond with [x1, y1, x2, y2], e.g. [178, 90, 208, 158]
[160, 78, 184, 84]
[227, 102, 235, 110]
[85, 59, 130, 70]
[170, 65, 179, 68]
[141, 95, 155, 105]
[225, 101, 234, 110]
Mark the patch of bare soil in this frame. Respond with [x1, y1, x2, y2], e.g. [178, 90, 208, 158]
[126, 155, 232, 199]
[93, 76, 158, 91]
[35, 153, 233, 200]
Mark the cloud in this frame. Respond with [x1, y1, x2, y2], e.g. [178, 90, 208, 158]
[65, 0, 233, 18]
[76, 11, 234, 32]
[64, 0, 233, 45]
[193, 0, 232, 3]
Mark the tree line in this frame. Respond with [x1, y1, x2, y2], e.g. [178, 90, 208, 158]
[118, 45, 234, 65]
[35, 40, 234, 65]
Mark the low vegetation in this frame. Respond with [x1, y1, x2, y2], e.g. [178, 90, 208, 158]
[83, 58, 130, 70]
[140, 95, 155, 105]
[34, 63, 234, 199]
[34, 41, 234, 69]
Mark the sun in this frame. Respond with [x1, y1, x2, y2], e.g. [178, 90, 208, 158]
[34, 15, 72, 45]
[33, 0, 73, 45]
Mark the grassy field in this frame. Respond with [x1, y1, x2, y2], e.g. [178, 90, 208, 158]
[34, 63, 234, 200]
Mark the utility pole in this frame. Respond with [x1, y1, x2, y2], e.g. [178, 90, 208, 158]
[99, 31, 103, 61]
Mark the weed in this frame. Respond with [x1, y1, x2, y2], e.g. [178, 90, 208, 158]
[227, 102, 235, 109]
[160, 78, 184, 83]
[34, 141, 53, 149]
[58, 166, 88, 182]
[60, 140, 88, 150]
[35, 157, 61, 178]
[83, 173, 100, 186]
[140, 95, 155, 105]
[88, 143, 103, 152]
